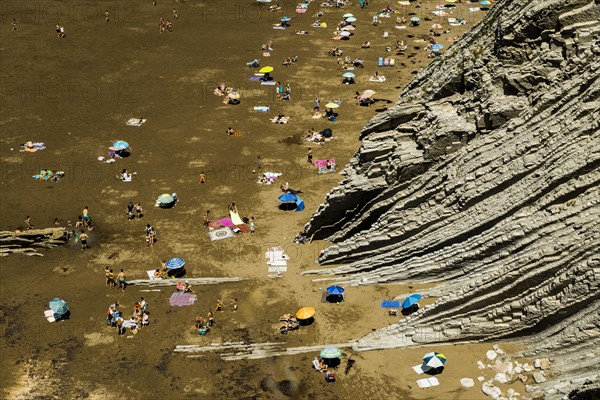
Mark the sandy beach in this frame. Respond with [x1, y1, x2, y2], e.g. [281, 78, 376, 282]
[0, 0, 511, 398]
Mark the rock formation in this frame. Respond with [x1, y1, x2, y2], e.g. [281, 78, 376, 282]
[0, 228, 68, 257]
[302, 0, 600, 397]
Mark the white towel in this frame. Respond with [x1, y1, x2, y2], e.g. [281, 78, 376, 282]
[412, 364, 425, 374]
[417, 377, 439, 388]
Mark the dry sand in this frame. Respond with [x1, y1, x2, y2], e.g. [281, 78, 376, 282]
[0, 0, 517, 398]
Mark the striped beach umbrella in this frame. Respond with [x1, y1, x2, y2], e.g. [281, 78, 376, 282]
[49, 298, 69, 315]
[320, 347, 343, 358]
[431, 23, 442, 29]
[166, 257, 185, 269]
[423, 352, 447, 368]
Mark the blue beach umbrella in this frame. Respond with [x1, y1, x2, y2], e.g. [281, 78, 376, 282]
[278, 193, 298, 203]
[402, 293, 422, 309]
[49, 298, 69, 315]
[345, 17, 357, 22]
[320, 347, 343, 358]
[431, 44, 444, 52]
[326, 285, 345, 295]
[166, 257, 185, 269]
[410, 16, 421, 22]
[342, 72, 356, 78]
[112, 140, 129, 150]
[480, 0, 491, 5]
[281, 16, 291, 21]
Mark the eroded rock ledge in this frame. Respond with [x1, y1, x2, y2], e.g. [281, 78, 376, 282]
[0, 228, 68, 257]
[303, 0, 600, 397]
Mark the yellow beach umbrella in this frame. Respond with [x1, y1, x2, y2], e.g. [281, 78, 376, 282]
[259, 66, 274, 73]
[296, 306, 316, 319]
[325, 102, 339, 109]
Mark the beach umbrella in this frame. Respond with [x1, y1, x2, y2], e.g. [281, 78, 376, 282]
[259, 66, 273, 73]
[278, 192, 299, 203]
[326, 285, 345, 295]
[157, 193, 175, 205]
[296, 306, 316, 319]
[343, 13, 354, 18]
[423, 352, 447, 368]
[361, 89, 376, 98]
[431, 44, 444, 52]
[112, 140, 129, 150]
[49, 298, 69, 315]
[320, 347, 343, 358]
[480, 0, 491, 5]
[342, 72, 355, 78]
[166, 257, 185, 269]
[345, 16, 357, 22]
[410, 16, 421, 22]
[325, 102, 340, 108]
[339, 31, 351, 37]
[296, 7, 307, 13]
[228, 92, 240, 100]
[341, 25, 355, 31]
[281, 16, 291, 21]
[431, 23, 442, 29]
[402, 293, 422, 309]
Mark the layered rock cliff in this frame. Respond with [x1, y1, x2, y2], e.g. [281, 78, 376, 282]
[303, 0, 600, 397]
[0, 228, 68, 256]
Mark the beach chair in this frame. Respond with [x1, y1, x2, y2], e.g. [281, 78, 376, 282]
[378, 57, 383, 67]
[390, 58, 395, 66]
[312, 357, 324, 372]
[383, 58, 390, 66]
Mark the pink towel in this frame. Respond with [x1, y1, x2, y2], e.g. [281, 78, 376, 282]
[314, 159, 336, 168]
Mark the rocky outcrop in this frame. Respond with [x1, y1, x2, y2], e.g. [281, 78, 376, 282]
[303, 0, 600, 397]
[0, 228, 68, 256]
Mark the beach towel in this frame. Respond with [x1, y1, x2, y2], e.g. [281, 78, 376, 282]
[395, 25, 407, 29]
[469, 7, 481, 12]
[268, 266, 288, 273]
[218, 218, 235, 227]
[270, 116, 289, 124]
[273, 26, 286, 30]
[412, 364, 425, 374]
[369, 75, 386, 82]
[234, 224, 251, 233]
[21, 142, 46, 152]
[208, 227, 235, 241]
[263, 52, 271, 57]
[122, 319, 139, 329]
[126, 118, 146, 126]
[417, 377, 439, 388]
[230, 211, 244, 225]
[249, 77, 262, 81]
[380, 300, 401, 308]
[169, 292, 197, 307]
[261, 81, 277, 86]
[267, 260, 288, 267]
[254, 106, 270, 112]
[44, 310, 54, 318]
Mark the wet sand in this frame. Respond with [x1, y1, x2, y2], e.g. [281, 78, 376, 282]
[0, 0, 501, 398]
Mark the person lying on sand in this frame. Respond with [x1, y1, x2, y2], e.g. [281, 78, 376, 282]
[361, 41, 370, 48]
[295, 30, 309, 35]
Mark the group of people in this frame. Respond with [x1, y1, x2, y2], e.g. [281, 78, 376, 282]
[127, 202, 144, 221]
[194, 297, 238, 335]
[279, 313, 300, 334]
[106, 299, 149, 336]
[105, 267, 127, 291]
[159, 17, 173, 33]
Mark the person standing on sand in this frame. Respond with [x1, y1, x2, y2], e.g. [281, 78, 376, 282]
[173, 8, 178, 19]
[307, 148, 313, 164]
[25, 216, 33, 229]
[135, 203, 143, 218]
[207, 310, 214, 326]
[257, 156, 263, 171]
[79, 232, 89, 250]
[127, 202, 134, 221]
[105, 267, 111, 286]
[203, 210, 210, 227]
[117, 269, 126, 291]
[230, 298, 238, 312]
[12, 19, 18, 31]
[314, 97, 320, 111]
[108, 269, 116, 288]
[216, 298, 224, 311]
[199, 172, 206, 184]
[105, 10, 110, 23]
[159, 18, 165, 33]
[250, 217, 255, 233]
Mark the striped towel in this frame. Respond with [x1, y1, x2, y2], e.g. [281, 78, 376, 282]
[169, 292, 197, 307]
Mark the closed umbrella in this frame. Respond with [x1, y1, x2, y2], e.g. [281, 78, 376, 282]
[325, 102, 340, 109]
[423, 352, 447, 368]
[259, 66, 274, 73]
[342, 72, 355, 78]
[326, 285, 345, 295]
[402, 293, 422, 309]
[296, 307, 316, 319]
[166, 257, 185, 269]
[112, 140, 129, 150]
[49, 298, 69, 315]
[320, 347, 343, 358]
